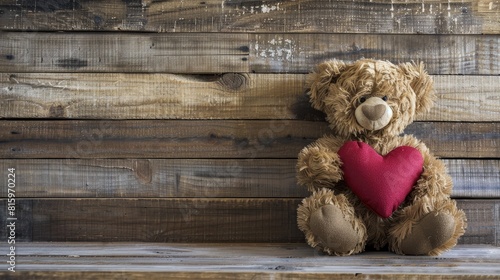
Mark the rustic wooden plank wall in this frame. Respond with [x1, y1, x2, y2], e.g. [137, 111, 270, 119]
[0, 0, 499, 246]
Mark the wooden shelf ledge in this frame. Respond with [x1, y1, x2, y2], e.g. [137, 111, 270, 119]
[2, 243, 499, 279]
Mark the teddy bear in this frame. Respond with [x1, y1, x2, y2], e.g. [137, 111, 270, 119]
[296, 59, 467, 256]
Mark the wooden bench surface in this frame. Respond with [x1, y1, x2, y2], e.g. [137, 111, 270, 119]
[0, 0, 499, 277]
[1, 243, 499, 279]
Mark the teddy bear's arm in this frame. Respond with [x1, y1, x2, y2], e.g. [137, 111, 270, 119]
[390, 135, 453, 200]
[296, 135, 346, 192]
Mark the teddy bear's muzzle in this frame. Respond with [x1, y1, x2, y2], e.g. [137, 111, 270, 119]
[355, 97, 393, 131]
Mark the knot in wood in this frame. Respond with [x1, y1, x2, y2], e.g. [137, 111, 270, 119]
[219, 73, 246, 91]
[49, 104, 65, 118]
[134, 160, 152, 184]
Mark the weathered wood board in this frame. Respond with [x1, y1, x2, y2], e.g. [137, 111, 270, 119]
[0, 120, 328, 159]
[0, 0, 498, 34]
[1, 120, 498, 158]
[0, 32, 250, 73]
[1, 73, 499, 121]
[0, 243, 497, 279]
[1, 32, 499, 74]
[6, 271, 495, 280]
[0, 159, 498, 198]
[0, 73, 306, 119]
[0, 199, 497, 245]
[249, 33, 500, 74]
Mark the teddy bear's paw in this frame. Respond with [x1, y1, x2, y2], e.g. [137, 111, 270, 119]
[297, 146, 342, 191]
[309, 204, 361, 255]
[400, 211, 456, 256]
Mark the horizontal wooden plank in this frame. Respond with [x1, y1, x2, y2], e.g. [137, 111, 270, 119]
[3, 272, 496, 280]
[1, 73, 499, 122]
[0, 32, 249, 73]
[0, 120, 328, 159]
[0, 199, 497, 245]
[0, 0, 498, 34]
[0, 120, 498, 159]
[0, 244, 497, 279]
[0, 159, 306, 198]
[0, 73, 307, 120]
[0, 159, 497, 198]
[428, 75, 500, 122]
[0, 198, 303, 243]
[460, 199, 500, 246]
[448, 160, 500, 198]
[250, 33, 500, 74]
[11, 242, 500, 260]
[1, 32, 499, 74]
[403, 122, 500, 158]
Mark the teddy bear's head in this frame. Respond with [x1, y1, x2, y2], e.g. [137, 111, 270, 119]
[307, 59, 435, 138]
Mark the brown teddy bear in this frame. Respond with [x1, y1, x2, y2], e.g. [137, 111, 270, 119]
[296, 59, 467, 256]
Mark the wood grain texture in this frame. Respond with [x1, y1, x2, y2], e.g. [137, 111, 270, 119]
[6, 272, 497, 280]
[0, 244, 497, 278]
[0, 32, 249, 73]
[0, 0, 498, 34]
[1, 32, 499, 74]
[0, 199, 497, 244]
[1, 198, 304, 243]
[0, 159, 497, 199]
[1, 73, 499, 121]
[0, 73, 306, 120]
[404, 122, 500, 158]
[1, 120, 498, 159]
[0, 120, 328, 159]
[0, 159, 306, 198]
[250, 33, 500, 74]
[448, 160, 500, 198]
[428, 75, 500, 122]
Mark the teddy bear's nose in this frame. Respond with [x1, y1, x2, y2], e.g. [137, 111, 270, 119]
[362, 104, 386, 121]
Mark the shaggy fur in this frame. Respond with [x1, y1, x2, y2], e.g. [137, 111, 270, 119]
[297, 59, 466, 256]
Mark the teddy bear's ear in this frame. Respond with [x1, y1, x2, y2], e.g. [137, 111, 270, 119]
[398, 61, 436, 115]
[307, 60, 347, 111]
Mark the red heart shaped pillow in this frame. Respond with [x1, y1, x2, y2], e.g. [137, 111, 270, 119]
[337, 141, 424, 218]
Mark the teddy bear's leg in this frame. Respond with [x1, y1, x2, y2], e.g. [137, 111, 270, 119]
[388, 198, 466, 256]
[297, 188, 367, 256]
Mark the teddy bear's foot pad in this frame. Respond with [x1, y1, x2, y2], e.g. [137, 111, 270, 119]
[400, 211, 456, 255]
[309, 204, 360, 254]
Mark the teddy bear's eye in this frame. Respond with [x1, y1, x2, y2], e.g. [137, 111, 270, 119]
[359, 97, 367, 103]
[382, 96, 388, 101]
